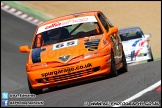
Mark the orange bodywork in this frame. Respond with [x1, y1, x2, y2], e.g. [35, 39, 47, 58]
[20, 10, 124, 90]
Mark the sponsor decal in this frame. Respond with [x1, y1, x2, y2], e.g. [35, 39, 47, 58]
[37, 16, 97, 34]
[131, 50, 135, 61]
[132, 39, 142, 47]
[41, 63, 92, 77]
[52, 39, 78, 50]
[84, 38, 100, 51]
[131, 48, 143, 61]
[134, 48, 142, 58]
[131, 39, 143, 60]
[58, 55, 71, 62]
[139, 40, 148, 46]
[45, 22, 61, 30]
[103, 40, 107, 45]
[110, 35, 117, 46]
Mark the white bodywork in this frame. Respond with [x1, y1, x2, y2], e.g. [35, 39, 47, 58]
[122, 37, 152, 63]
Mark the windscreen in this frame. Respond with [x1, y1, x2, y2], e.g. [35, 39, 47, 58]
[118, 27, 143, 41]
[33, 16, 103, 48]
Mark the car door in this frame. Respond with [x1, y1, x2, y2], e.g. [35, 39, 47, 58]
[113, 33, 123, 62]
[109, 34, 122, 63]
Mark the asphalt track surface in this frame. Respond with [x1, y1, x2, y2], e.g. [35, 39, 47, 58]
[1, 10, 161, 107]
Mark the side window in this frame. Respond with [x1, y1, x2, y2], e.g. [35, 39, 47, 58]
[101, 12, 114, 27]
[98, 13, 109, 32]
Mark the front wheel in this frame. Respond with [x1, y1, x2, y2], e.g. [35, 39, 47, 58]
[147, 48, 154, 62]
[27, 78, 42, 95]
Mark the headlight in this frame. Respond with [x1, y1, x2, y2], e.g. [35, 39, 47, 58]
[27, 63, 48, 71]
[30, 63, 48, 67]
[83, 52, 100, 59]
[83, 49, 110, 59]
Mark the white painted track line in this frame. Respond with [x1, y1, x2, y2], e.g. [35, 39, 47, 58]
[113, 80, 161, 107]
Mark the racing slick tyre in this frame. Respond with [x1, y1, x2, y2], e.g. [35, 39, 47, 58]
[147, 48, 154, 62]
[27, 78, 42, 95]
[110, 50, 118, 77]
[118, 50, 128, 73]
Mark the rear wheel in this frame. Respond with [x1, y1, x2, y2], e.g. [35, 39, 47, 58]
[110, 50, 118, 77]
[118, 50, 128, 73]
[147, 48, 154, 62]
[27, 78, 42, 95]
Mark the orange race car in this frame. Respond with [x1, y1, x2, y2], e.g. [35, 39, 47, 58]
[19, 10, 127, 94]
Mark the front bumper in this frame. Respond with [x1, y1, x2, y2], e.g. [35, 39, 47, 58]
[125, 48, 152, 63]
[27, 54, 111, 89]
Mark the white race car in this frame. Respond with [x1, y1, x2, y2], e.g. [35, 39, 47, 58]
[118, 26, 154, 64]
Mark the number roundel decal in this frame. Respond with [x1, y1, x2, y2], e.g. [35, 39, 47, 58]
[53, 39, 78, 50]
[56, 43, 64, 48]
[67, 41, 75, 46]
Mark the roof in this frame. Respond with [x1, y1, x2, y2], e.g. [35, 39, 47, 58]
[119, 26, 141, 31]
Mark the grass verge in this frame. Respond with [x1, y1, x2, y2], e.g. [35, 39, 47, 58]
[2, 1, 52, 21]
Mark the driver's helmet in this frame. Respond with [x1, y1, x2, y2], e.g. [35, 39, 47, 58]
[48, 28, 61, 39]
[136, 31, 142, 37]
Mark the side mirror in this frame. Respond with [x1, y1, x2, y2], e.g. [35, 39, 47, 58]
[109, 27, 118, 35]
[144, 33, 151, 38]
[19, 45, 31, 53]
